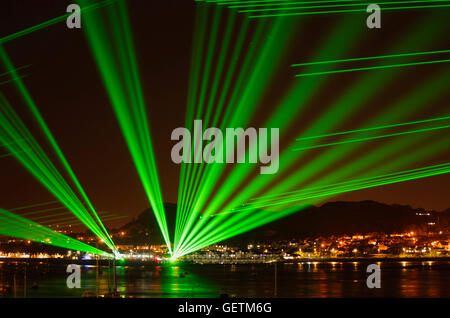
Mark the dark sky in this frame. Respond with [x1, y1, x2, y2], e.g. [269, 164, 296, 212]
[0, 0, 449, 230]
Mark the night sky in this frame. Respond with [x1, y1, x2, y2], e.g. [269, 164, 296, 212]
[0, 0, 449, 230]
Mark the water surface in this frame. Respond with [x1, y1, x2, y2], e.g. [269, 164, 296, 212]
[0, 260, 448, 298]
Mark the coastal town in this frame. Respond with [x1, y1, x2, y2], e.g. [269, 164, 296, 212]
[1, 229, 448, 263]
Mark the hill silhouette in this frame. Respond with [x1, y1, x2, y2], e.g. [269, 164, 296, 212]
[118, 201, 449, 245]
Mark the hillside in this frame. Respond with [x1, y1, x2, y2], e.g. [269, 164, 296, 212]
[117, 201, 449, 245]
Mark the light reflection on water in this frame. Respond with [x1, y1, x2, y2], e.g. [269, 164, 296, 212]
[0, 260, 449, 298]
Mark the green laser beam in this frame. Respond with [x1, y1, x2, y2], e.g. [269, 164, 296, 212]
[0, 93, 116, 251]
[214, 0, 369, 4]
[180, 127, 450, 255]
[176, 16, 299, 254]
[175, 14, 448, 255]
[292, 48, 450, 67]
[296, 115, 450, 140]
[239, 0, 450, 12]
[227, 0, 449, 8]
[0, 208, 111, 257]
[248, 4, 450, 18]
[295, 58, 450, 77]
[179, 155, 450, 255]
[78, 0, 171, 254]
[175, 16, 367, 255]
[292, 123, 450, 151]
[6, 200, 60, 212]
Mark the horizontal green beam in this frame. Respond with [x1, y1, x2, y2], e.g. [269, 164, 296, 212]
[292, 123, 450, 151]
[239, 0, 450, 12]
[248, 4, 450, 18]
[295, 58, 450, 77]
[296, 115, 450, 141]
[292, 48, 450, 67]
[227, 0, 448, 8]
[6, 200, 60, 212]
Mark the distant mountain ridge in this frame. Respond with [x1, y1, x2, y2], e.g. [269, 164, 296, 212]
[118, 201, 450, 244]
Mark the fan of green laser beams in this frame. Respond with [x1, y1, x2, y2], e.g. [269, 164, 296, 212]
[176, 4, 227, 247]
[180, 13, 396, 250]
[176, 4, 268, 248]
[174, 15, 369, 255]
[174, 11, 448, 256]
[175, 3, 204, 248]
[176, 4, 446, 258]
[78, 0, 172, 254]
[177, 83, 450, 255]
[175, 3, 220, 248]
[177, 135, 450, 256]
[0, 0, 123, 254]
[0, 93, 116, 252]
[176, 15, 356, 253]
[177, 3, 233, 240]
[0, 208, 111, 257]
[0, 44, 117, 251]
[191, 12, 446, 219]
[176, 5, 303, 253]
[176, 130, 450, 256]
[3, 201, 126, 240]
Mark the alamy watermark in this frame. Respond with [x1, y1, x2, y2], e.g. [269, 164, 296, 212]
[66, 4, 81, 29]
[66, 264, 81, 288]
[171, 120, 279, 175]
[366, 264, 381, 288]
[367, 4, 381, 29]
